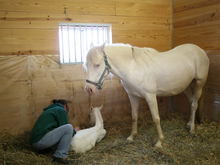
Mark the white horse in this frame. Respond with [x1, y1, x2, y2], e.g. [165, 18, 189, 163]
[83, 43, 209, 148]
[70, 105, 106, 153]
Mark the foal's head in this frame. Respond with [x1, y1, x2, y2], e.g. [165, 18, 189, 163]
[89, 105, 103, 126]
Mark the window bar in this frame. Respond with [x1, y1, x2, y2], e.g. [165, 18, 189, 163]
[86, 25, 88, 52]
[91, 26, 93, 44]
[67, 24, 71, 63]
[80, 25, 82, 62]
[61, 24, 65, 63]
[74, 25, 77, 63]
[97, 25, 99, 45]
[107, 26, 109, 44]
[102, 25, 104, 43]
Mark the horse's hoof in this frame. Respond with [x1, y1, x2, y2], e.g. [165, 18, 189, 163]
[127, 136, 133, 141]
[189, 132, 196, 137]
[155, 141, 162, 148]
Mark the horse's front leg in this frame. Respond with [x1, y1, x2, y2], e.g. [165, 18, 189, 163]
[127, 95, 140, 141]
[145, 93, 164, 148]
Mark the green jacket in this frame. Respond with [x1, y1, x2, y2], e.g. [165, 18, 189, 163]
[30, 102, 76, 144]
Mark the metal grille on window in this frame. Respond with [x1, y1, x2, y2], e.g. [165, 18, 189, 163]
[59, 23, 112, 64]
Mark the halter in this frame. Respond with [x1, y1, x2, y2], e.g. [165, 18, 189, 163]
[86, 51, 111, 90]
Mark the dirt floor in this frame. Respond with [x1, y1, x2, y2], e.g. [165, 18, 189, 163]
[0, 112, 219, 165]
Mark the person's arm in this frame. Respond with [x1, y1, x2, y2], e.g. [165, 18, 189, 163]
[57, 109, 76, 136]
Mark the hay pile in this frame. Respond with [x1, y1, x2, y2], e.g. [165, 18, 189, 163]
[0, 112, 219, 165]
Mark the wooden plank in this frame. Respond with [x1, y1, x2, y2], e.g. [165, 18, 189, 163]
[208, 55, 220, 74]
[65, 1, 116, 16]
[0, 12, 171, 30]
[0, 29, 171, 55]
[0, 0, 116, 16]
[203, 102, 220, 122]
[173, 25, 220, 43]
[113, 30, 172, 51]
[108, 0, 171, 5]
[116, 2, 171, 18]
[204, 88, 220, 103]
[0, 29, 58, 45]
[174, 0, 220, 17]
[0, 29, 171, 45]
[0, 43, 59, 55]
[0, 10, 171, 55]
[174, 8, 220, 30]
[206, 75, 220, 86]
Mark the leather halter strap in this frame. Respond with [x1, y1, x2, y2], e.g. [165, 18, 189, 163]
[86, 51, 111, 90]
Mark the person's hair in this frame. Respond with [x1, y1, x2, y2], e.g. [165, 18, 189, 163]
[52, 99, 67, 105]
[52, 99, 69, 111]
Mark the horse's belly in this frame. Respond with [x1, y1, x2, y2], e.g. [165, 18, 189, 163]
[156, 71, 194, 97]
[156, 88, 186, 97]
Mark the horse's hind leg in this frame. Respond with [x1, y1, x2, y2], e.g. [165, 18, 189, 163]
[127, 95, 140, 141]
[188, 79, 206, 134]
[184, 83, 194, 129]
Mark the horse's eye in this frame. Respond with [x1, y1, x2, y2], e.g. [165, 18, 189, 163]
[95, 64, 100, 67]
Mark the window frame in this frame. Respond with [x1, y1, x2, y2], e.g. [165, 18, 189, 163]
[59, 23, 112, 65]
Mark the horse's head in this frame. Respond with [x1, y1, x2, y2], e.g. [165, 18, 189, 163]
[89, 105, 103, 126]
[83, 42, 110, 95]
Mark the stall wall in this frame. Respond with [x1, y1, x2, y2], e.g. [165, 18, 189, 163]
[173, 0, 220, 122]
[0, 0, 172, 133]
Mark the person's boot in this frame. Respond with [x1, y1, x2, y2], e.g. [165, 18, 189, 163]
[52, 156, 75, 164]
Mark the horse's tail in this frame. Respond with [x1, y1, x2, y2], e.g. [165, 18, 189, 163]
[196, 88, 205, 123]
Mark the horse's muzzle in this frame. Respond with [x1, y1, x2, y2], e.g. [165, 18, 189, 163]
[84, 84, 98, 95]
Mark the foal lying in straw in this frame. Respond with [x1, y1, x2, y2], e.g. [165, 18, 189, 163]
[70, 105, 106, 153]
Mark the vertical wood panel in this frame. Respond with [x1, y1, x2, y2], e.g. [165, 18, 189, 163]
[173, 0, 220, 122]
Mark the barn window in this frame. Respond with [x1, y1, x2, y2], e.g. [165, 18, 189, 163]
[59, 23, 112, 64]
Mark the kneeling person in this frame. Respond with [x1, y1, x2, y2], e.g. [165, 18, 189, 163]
[31, 99, 80, 164]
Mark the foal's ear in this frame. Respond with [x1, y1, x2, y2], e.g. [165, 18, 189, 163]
[99, 105, 103, 110]
[90, 106, 93, 111]
[90, 43, 94, 48]
[98, 42, 106, 53]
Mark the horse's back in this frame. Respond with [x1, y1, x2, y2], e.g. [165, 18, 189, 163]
[154, 44, 209, 96]
[163, 44, 206, 59]
[169, 44, 209, 79]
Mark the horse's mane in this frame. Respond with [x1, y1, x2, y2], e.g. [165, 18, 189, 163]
[131, 46, 158, 68]
[106, 43, 159, 68]
[109, 43, 132, 47]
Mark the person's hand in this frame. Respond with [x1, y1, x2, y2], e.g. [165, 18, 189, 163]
[74, 127, 80, 132]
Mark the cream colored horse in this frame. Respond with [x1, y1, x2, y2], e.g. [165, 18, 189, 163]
[84, 43, 209, 148]
[70, 105, 106, 153]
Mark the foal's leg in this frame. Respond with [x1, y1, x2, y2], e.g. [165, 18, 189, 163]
[127, 95, 140, 141]
[189, 79, 205, 134]
[145, 93, 164, 148]
[184, 84, 194, 129]
[97, 129, 106, 142]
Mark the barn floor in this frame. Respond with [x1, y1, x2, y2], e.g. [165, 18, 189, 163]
[0, 112, 219, 165]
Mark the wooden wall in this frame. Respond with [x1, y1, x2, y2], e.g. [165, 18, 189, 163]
[0, 0, 172, 133]
[173, 0, 220, 122]
[0, 0, 172, 55]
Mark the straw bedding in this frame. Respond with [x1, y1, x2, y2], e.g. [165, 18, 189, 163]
[0, 112, 219, 165]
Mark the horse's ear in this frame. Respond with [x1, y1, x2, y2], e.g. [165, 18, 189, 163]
[98, 42, 106, 53]
[90, 43, 94, 48]
[90, 106, 93, 111]
[99, 105, 103, 110]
